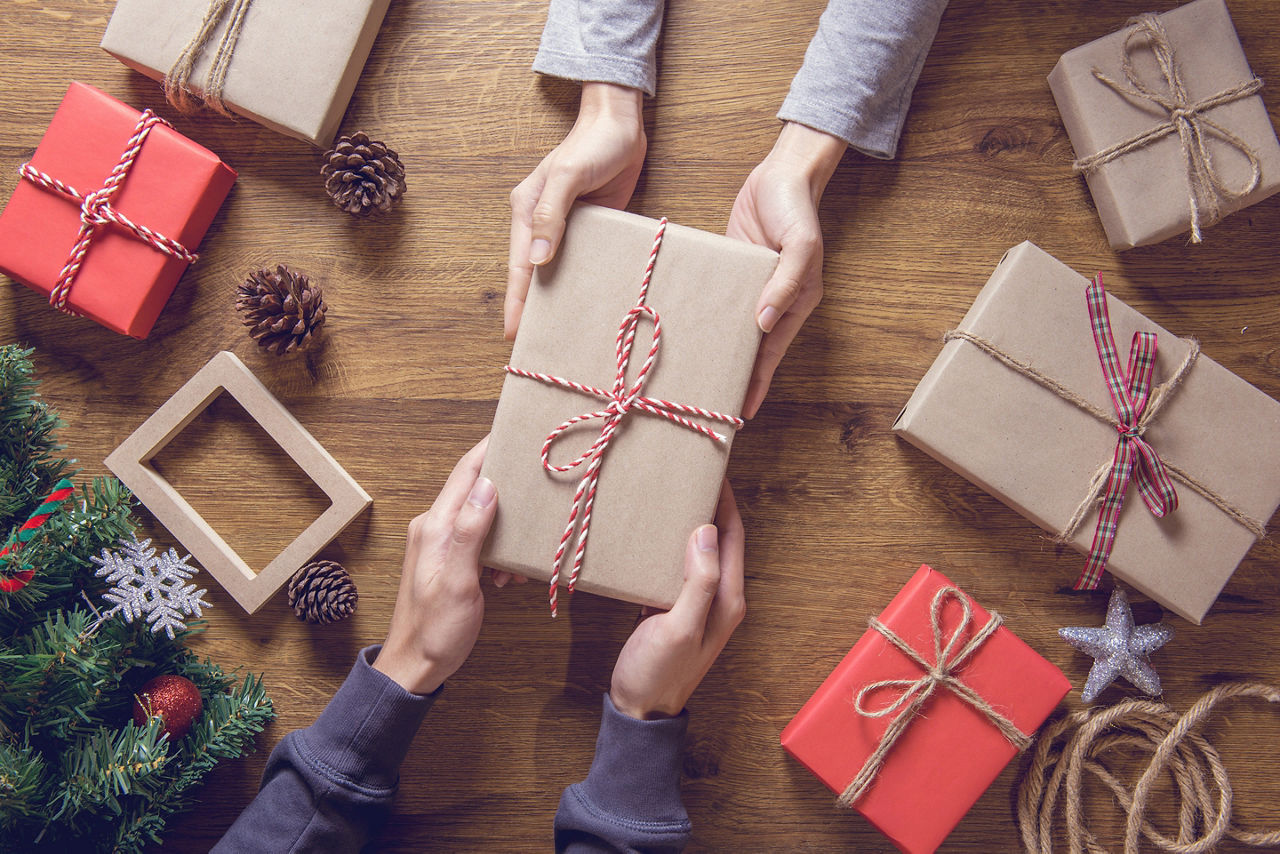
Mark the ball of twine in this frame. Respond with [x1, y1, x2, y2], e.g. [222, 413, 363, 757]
[1016, 682, 1280, 854]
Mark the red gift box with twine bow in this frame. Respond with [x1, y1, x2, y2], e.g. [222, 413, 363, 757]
[781, 565, 1069, 854]
[0, 82, 235, 338]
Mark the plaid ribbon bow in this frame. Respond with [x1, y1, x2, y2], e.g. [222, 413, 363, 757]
[1075, 276, 1178, 589]
[505, 217, 744, 616]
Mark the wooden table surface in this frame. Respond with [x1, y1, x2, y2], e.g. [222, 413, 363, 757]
[4, 1, 1280, 851]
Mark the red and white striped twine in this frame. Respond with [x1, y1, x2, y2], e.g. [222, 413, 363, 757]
[17, 110, 199, 315]
[505, 217, 744, 616]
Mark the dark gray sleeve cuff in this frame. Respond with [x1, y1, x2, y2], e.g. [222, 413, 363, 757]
[575, 693, 689, 823]
[294, 645, 438, 793]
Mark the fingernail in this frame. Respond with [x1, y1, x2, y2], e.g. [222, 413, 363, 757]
[530, 239, 552, 265]
[696, 524, 718, 552]
[757, 305, 780, 333]
[468, 477, 496, 509]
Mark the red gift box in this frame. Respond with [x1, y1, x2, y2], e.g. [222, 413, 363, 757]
[0, 82, 235, 338]
[781, 565, 1069, 854]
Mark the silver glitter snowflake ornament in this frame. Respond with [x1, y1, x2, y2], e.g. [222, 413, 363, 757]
[92, 535, 211, 639]
[1059, 587, 1172, 703]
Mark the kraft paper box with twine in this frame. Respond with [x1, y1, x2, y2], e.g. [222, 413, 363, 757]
[1048, 0, 1280, 250]
[893, 242, 1280, 624]
[0, 82, 235, 338]
[480, 204, 778, 615]
[781, 564, 1070, 854]
[101, 0, 392, 147]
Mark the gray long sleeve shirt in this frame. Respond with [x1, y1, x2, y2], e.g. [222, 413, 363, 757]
[534, 0, 950, 159]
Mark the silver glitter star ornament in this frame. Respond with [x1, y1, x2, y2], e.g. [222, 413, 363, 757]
[1059, 588, 1172, 703]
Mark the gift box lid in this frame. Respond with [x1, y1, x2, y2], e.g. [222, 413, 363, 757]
[781, 564, 1069, 854]
[0, 82, 235, 338]
[101, 0, 392, 147]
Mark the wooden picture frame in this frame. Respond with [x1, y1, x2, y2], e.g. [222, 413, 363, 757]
[105, 351, 372, 613]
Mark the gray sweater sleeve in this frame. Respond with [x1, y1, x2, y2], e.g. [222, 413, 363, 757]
[779, 0, 951, 158]
[533, 0, 666, 95]
[212, 646, 436, 853]
[555, 694, 691, 852]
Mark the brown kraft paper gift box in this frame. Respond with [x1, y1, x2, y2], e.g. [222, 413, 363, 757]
[481, 204, 778, 611]
[1048, 0, 1280, 250]
[101, 0, 391, 147]
[893, 242, 1280, 624]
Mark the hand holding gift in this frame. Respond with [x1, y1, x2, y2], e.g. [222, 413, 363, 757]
[506, 82, 648, 340]
[373, 438, 502, 696]
[727, 121, 847, 418]
[610, 480, 745, 720]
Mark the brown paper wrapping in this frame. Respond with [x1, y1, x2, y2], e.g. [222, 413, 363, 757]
[1047, 0, 1280, 250]
[481, 205, 778, 610]
[893, 242, 1280, 623]
[101, 0, 391, 147]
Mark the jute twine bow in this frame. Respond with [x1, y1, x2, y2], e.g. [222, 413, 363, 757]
[0, 479, 75, 593]
[838, 585, 1032, 808]
[505, 218, 744, 617]
[943, 285, 1266, 588]
[164, 0, 253, 116]
[1016, 681, 1280, 854]
[17, 112, 199, 316]
[1073, 13, 1264, 243]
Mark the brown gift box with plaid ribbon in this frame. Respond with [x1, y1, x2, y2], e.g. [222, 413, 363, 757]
[1048, 0, 1280, 250]
[480, 204, 777, 614]
[893, 242, 1280, 623]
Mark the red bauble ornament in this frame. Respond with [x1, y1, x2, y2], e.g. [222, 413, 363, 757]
[132, 674, 203, 739]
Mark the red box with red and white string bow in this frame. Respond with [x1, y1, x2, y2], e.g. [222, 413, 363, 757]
[893, 242, 1280, 623]
[480, 204, 778, 614]
[781, 565, 1070, 854]
[0, 82, 235, 338]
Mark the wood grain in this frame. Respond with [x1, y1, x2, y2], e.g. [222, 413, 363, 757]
[3, 1, 1279, 851]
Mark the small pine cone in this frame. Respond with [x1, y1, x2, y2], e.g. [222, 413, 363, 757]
[321, 132, 406, 217]
[288, 560, 358, 624]
[236, 265, 327, 356]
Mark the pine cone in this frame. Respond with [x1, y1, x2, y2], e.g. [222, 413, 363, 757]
[288, 560, 358, 624]
[236, 265, 327, 356]
[321, 132, 406, 217]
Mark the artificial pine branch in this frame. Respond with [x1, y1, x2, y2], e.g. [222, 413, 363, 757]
[52, 715, 169, 823]
[0, 347, 274, 852]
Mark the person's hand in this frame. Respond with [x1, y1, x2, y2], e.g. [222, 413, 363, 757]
[727, 122, 847, 418]
[506, 81, 647, 339]
[373, 437, 499, 695]
[609, 481, 746, 720]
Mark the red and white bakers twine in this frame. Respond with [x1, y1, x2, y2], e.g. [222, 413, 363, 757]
[505, 217, 744, 616]
[17, 110, 199, 315]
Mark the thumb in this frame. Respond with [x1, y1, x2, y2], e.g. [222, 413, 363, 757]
[528, 166, 588, 266]
[755, 233, 819, 333]
[666, 525, 721, 636]
[446, 477, 498, 575]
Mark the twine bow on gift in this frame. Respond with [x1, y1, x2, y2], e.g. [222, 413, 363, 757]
[1074, 275, 1179, 590]
[17, 111, 200, 315]
[165, 0, 253, 116]
[505, 217, 744, 617]
[838, 585, 1032, 809]
[1072, 13, 1265, 243]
